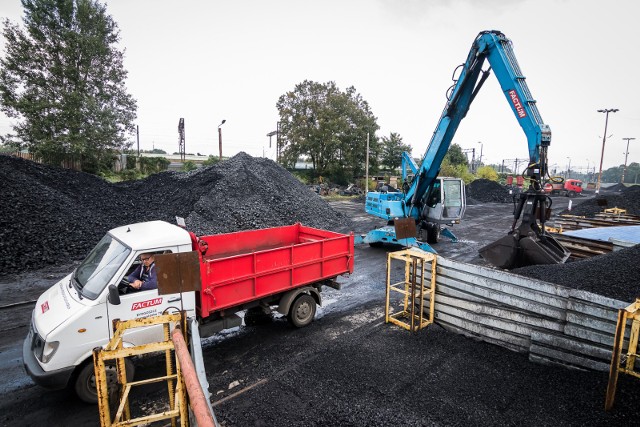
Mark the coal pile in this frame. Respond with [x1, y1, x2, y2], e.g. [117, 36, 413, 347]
[182, 153, 349, 235]
[606, 183, 627, 192]
[562, 185, 640, 217]
[513, 244, 640, 302]
[465, 179, 512, 204]
[0, 153, 351, 276]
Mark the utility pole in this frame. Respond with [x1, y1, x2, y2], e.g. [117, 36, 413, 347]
[596, 108, 618, 193]
[462, 148, 475, 172]
[218, 119, 226, 160]
[267, 130, 277, 161]
[621, 137, 636, 183]
[178, 118, 185, 161]
[365, 132, 369, 192]
[136, 125, 140, 157]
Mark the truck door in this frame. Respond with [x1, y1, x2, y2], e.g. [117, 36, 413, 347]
[106, 249, 186, 345]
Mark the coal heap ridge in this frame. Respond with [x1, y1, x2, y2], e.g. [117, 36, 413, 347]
[465, 178, 512, 204]
[0, 153, 351, 276]
[513, 244, 640, 302]
[562, 185, 640, 217]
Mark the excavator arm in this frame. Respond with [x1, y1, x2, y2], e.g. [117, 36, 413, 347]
[362, 30, 569, 268]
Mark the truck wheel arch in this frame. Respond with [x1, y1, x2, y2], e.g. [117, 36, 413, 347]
[71, 341, 137, 403]
[277, 287, 321, 316]
[72, 356, 135, 404]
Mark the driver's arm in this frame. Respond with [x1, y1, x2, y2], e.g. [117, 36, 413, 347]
[140, 267, 158, 291]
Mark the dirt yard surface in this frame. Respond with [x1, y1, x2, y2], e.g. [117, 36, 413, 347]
[2, 195, 639, 426]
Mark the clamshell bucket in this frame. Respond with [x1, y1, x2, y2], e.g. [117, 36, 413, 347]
[479, 231, 570, 269]
[480, 191, 570, 269]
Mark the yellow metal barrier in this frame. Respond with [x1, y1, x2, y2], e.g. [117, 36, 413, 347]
[94, 312, 189, 427]
[545, 225, 563, 234]
[605, 298, 640, 411]
[604, 207, 627, 215]
[385, 248, 436, 332]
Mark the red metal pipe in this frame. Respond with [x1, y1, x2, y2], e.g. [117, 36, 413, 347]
[171, 327, 216, 427]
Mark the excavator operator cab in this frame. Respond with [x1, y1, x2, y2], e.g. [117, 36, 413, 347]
[423, 177, 466, 225]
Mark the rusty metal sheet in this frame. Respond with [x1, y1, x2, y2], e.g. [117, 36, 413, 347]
[394, 217, 416, 240]
[155, 252, 202, 294]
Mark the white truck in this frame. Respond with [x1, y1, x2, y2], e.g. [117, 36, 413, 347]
[23, 220, 354, 403]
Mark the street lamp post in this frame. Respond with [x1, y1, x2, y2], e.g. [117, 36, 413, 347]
[566, 157, 571, 179]
[621, 137, 636, 183]
[477, 141, 483, 172]
[218, 119, 226, 160]
[596, 108, 618, 194]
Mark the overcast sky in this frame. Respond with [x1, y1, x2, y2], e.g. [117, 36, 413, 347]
[1, 0, 638, 174]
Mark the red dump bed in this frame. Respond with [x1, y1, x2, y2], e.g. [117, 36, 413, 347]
[196, 223, 354, 318]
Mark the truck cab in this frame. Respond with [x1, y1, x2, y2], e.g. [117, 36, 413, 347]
[23, 221, 196, 403]
[544, 179, 583, 197]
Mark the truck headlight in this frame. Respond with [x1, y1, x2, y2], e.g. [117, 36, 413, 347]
[39, 341, 60, 363]
[33, 334, 60, 363]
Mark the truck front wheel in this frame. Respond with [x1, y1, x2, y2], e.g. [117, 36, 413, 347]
[288, 294, 316, 328]
[74, 358, 135, 404]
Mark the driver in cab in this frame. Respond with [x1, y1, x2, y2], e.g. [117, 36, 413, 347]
[126, 253, 158, 291]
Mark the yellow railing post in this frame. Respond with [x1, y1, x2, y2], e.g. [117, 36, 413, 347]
[605, 298, 640, 411]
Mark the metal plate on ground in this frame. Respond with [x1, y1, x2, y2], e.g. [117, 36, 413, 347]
[394, 217, 417, 240]
[155, 251, 201, 294]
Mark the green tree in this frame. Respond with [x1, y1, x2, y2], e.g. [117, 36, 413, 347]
[439, 157, 474, 183]
[601, 165, 623, 183]
[380, 132, 411, 170]
[476, 165, 499, 181]
[276, 80, 379, 181]
[443, 143, 468, 166]
[0, 0, 137, 172]
[181, 160, 197, 172]
[202, 155, 220, 166]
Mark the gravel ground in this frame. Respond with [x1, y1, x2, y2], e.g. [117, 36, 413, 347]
[0, 153, 351, 276]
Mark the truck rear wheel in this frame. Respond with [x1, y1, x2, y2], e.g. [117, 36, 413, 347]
[74, 358, 134, 404]
[288, 294, 316, 328]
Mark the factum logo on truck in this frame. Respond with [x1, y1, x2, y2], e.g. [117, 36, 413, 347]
[508, 89, 527, 118]
[132, 298, 163, 311]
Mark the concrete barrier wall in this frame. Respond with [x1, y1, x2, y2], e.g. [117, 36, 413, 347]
[430, 256, 630, 372]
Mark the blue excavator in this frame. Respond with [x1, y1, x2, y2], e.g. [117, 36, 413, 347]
[358, 30, 569, 269]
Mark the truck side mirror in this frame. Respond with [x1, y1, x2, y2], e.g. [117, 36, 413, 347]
[108, 284, 121, 305]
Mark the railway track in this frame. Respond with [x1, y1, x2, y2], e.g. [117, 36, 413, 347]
[0, 300, 36, 310]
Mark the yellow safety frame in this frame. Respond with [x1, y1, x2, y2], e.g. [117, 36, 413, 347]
[385, 248, 437, 332]
[94, 312, 189, 427]
[603, 207, 627, 215]
[605, 298, 640, 411]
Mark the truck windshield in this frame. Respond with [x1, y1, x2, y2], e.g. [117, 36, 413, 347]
[74, 234, 131, 300]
